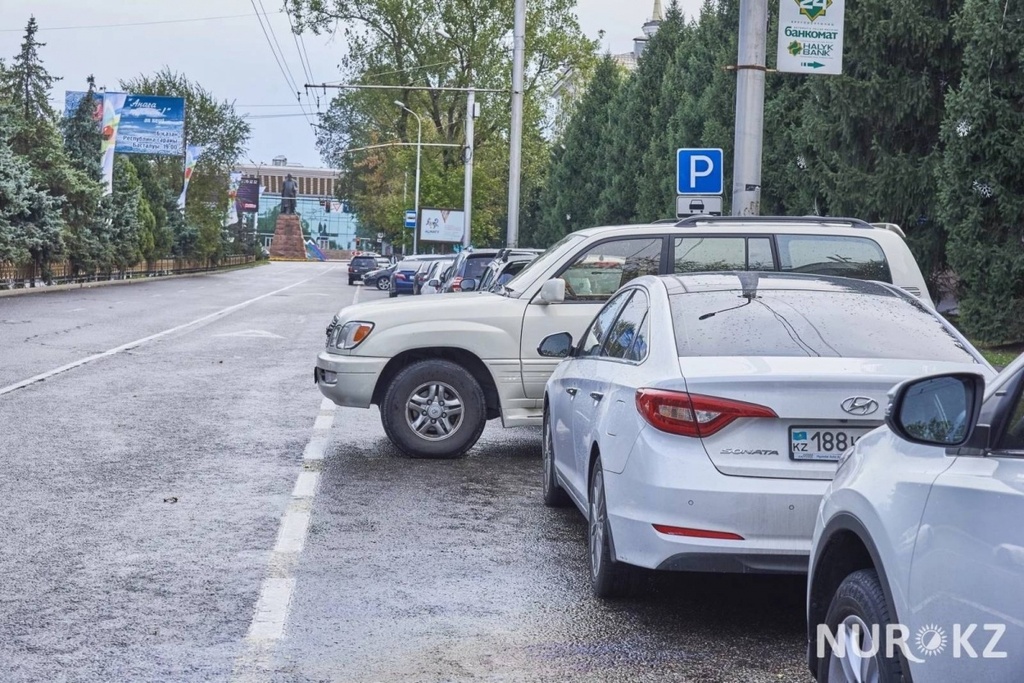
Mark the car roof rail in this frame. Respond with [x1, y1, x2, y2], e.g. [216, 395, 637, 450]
[870, 222, 907, 238]
[673, 215, 876, 230]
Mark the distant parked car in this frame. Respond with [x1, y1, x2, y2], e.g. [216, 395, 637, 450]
[390, 255, 452, 298]
[442, 248, 541, 293]
[348, 255, 380, 285]
[539, 272, 992, 598]
[362, 265, 395, 291]
[416, 258, 455, 295]
[477, 252, 538, 293]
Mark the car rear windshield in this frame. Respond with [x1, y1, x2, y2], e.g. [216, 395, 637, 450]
[352, 257, 376, 266]
[463, 255, 498, 279]
[671, 288, 977, 362]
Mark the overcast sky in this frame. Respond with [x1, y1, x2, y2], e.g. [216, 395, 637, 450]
[1, 0, 702, 168]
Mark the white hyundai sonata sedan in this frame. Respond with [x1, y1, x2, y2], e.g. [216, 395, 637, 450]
[539, 273, 995, 598]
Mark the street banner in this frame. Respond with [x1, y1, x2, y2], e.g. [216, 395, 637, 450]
[100, 92, 127, 196]
[225, 172, 241, 226]
[65, 91, 186, 156]
[776, 0, 845, 75]
[177, 145, 203, 210]
[419, 208, 466, 244]
[236, 176, 260, 213]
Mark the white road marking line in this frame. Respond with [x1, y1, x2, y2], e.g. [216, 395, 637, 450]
[0, 267, 337, 397]
[312, 414, 333, 431]
[302, 437, 329, 462]
[292, 471, 320, 498]
[319, 397, 334, 411]
[246, 577, 296, 641]
[273, 509, 311, 554]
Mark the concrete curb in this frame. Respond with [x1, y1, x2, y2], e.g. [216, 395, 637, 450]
[0, 260, 269, 299]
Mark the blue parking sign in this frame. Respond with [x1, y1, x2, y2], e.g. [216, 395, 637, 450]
[677, 148, 724, 196]
[404, 210, 417, 229]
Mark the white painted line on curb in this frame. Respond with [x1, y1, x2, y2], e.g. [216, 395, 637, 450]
[292, 471, 320, 499]
[312, 414, 334, 431]
[0, 267, 337, 397]
[246, 577, 297, 641]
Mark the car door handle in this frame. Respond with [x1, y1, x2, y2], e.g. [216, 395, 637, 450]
[590, 392, 604, 402]
[566, 387, 578, 396]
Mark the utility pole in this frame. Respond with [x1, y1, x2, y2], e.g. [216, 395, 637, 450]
[463, 88, 477, 250]
[731, 0, 768, 216]
[506, 0, 526, 247]
[395, 101, 423, 254]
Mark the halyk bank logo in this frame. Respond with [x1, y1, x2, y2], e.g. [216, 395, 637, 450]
[817, 622, 1007, 664]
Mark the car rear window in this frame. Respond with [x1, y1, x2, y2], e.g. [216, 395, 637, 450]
[776, 235, 892, 283]
[352, 257, 376, 266]
[463, 255, 498, 279]
[671, 288, 977, 362]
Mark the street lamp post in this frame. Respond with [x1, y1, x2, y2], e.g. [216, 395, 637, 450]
[395, 101, 423, 254]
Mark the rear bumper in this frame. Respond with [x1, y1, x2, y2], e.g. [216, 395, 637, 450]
[605, 429, 828, 574]
[314, 351, 388, 408]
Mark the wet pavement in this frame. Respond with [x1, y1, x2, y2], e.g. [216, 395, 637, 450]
[0, 262, 810, 682]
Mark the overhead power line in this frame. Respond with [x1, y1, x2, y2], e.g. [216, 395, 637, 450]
[0, 11, 283, 32]
[248, 0, 316, 130]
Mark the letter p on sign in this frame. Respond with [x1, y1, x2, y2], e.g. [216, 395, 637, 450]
[677, 148, 724, 196]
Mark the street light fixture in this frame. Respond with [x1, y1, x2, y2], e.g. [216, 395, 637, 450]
[395, 100, 423, 254]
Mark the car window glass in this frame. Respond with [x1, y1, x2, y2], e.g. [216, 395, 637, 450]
[626, 312, 650, 362]
[464, 256, 496, 279]
[776, 235, 892, 283]
[561, 238, 662, 302]
[671, 285, 978, 362]
[674, 237, 745, 272]
[996, 379, 1024, 451]
[603, 290, 650, 360]
[579, 291, 633, 357]
[748, 237, 775, 270]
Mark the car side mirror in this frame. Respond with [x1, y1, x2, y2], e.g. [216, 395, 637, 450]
[538, 332, 574, 358]
[460, 278, 477, 292]
[886, 372, 986, 447]
[539, 278, 565, 304]
[428, 279, 440, 287]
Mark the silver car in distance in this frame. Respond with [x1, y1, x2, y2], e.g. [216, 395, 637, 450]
[539, 273, 994, 598]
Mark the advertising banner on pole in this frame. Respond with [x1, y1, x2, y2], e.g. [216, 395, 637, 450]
[776, 0, 845, 75]
[236, 176, 261, 213]
[65, 91, 186, 156]
[418, 208, 466, 244]
[177, 145, 203, 210]
[225, 172, 241, 226]
[100, 92, 127, 196]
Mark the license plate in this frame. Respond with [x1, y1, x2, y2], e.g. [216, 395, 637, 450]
[790, 426, 874, 462]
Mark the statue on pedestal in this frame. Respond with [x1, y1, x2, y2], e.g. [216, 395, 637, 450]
[281, 173, 298, 214]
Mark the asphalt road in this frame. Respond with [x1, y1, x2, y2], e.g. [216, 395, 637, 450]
[0, 263, 810, 682]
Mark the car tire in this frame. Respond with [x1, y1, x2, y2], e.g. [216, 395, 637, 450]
[348, 277, 355, 285]
[816, 569, 904, 683]
[389, 290, 398, 298]
[376, 279, 390, 291]
[542, 403, 571, 508]
[589, 458, 636, 599]
[381, 359, 487, 459]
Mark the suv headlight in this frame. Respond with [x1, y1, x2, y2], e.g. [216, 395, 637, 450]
[332, 321, 374, 350]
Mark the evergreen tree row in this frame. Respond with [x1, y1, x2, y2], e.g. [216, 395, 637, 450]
[534, 0, 1023, 344]
[0, 18, 252, 283]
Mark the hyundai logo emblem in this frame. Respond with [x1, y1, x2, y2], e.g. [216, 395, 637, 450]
[841, 396, 879, 416]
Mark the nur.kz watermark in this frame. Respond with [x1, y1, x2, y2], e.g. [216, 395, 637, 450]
[817, 622, 1008, 662]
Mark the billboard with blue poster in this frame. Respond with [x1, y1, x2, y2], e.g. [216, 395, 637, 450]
[64, 91, 186, 156]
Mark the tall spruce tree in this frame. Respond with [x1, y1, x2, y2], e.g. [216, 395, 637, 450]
[796, 0, 961, 291]
[2, 17, 58, 123]
[937, 0, 1024, 343]
[537, 55, 624, 245]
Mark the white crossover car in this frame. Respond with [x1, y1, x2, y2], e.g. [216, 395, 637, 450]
[808, 352, 1023, 683]
[538, 273, 993, 598]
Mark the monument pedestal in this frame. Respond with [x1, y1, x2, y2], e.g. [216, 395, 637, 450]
[269, 214, 307, 260]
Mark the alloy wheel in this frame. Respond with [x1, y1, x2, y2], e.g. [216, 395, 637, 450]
[404, 381, 464, 441]
[827, 615, 881, 683]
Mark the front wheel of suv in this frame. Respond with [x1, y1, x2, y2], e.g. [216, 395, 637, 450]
[817, 569, 904, 683]
[381, 359, 487, 459]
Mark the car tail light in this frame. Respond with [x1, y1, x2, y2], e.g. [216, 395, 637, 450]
[451, 276, 463, 291]
[348, 266, 354, 272]
[395, 273, 406, 280]
[635, 389, 776, 438]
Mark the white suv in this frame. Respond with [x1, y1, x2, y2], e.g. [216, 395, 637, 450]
[808, 354, 1023, 683]
[316, 217, 932, 458]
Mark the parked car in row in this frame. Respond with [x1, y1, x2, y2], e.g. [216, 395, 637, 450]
[316, 216, 934, 459]
[808, 352, 1024, 683]
[442, 248, 542, 293]
[361, 264, 396, 291]
[475, 251, 539, 293]
[348, 254, 381, 285]
[389, 255, 452, 298]
[417, 258, 455, 295]
[537, 272, 993, 597]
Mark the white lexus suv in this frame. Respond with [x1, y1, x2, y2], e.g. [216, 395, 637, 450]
[316, 217, 932, 458]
